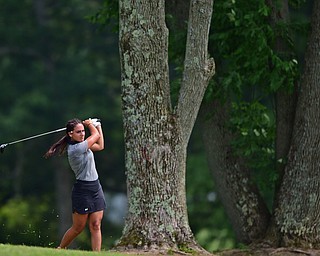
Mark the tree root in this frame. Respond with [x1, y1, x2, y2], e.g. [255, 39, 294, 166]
[270, 247, 315, 255]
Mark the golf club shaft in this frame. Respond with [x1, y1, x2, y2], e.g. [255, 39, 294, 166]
[6, 127, 66, 146]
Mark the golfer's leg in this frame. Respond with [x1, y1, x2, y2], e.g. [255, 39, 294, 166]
[88, 210, 104, 251]
[58, 212, 88, 249]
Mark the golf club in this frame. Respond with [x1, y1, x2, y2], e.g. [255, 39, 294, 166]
[0, 127, 66, 153]
[0, 118, 101, 153]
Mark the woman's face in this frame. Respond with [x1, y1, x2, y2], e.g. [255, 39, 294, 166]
[69, 123, 85, 142]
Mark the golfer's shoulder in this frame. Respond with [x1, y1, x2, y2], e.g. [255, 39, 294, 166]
[68, 141, 88, 154]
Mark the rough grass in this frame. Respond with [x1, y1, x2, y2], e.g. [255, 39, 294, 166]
[0, 244, 131, 256]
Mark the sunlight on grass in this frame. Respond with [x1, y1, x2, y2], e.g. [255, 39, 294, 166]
[0, 244, 131, 256]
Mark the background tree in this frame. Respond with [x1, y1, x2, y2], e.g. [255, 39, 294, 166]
[273, 0, 320, 247]
[117, 0, 214, 253]
[202, 0, 320, 249]
[200, 0, 286, 243]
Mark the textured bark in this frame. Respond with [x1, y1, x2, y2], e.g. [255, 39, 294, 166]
[176, 0, 215, 143]
[269, 0, 297, 178]
[117, 0, 214, 253]
[275, 0, 320, 247]
[264, 0, 298, 246]
[200, 100, 270, 243]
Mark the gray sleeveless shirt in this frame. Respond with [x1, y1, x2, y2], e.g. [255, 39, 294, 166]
[67, 140, 98, 181]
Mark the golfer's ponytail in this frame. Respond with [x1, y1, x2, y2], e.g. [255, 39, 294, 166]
[44, 135, 69, 158]
[44, 118, 82, 158]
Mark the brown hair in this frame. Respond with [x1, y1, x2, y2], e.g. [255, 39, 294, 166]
[44, 118, 82, 158]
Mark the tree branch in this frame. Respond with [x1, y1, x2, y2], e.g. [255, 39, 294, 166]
[176, 0, 215, 143]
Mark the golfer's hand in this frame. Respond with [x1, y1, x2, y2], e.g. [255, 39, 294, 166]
[92, 120, 101, 127]
[89, 118, 101, 127]
[83, 119, 93, 127]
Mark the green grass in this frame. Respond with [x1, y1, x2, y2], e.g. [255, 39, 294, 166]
[0, 244, 130, 256]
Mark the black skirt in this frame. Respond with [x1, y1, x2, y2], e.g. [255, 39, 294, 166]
[72, 179, 106, 214]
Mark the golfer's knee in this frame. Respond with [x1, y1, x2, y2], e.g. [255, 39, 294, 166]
[72, 223, 86, 234]
[89, 220, 101, 232]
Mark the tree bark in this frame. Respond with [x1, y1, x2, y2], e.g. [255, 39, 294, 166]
[263, 0, 298, 246]
[267, 0, 297, 181]
[274, 0, 320, 247]
[117, 0, 214, 253]
[200, 99, 270, 243]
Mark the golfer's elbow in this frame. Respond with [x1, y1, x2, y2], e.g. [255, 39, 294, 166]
[96, 143, 104, 151]
[96, 138, 104, 151]
[100, 140, 105, 150]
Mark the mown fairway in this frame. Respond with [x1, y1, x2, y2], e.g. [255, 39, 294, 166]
[0, 244, 133, 256]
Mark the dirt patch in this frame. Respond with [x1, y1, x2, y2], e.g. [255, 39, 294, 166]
[216, 248, 320, 256]
[112, 248, 320, 255]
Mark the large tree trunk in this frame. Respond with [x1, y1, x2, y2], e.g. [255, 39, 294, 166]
[274, 0, 320, 247]
[200, 99, 270, 243]
[116, 0, 214, 253]
[264, 0, 298, 246]
[268, 0, 297, 179]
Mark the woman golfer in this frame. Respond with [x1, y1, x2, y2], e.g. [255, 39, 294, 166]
[45, 118, 106, 251]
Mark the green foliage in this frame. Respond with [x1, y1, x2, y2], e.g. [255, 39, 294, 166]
[196, 228, 234, 252]
[89, 0, 118, 31]
[210, 0, 270, 93]
[167, 27, 186, 106]
[229, 101, 276, 207]
[289, 0, 307, 9]
[204, 0, 308, 210]
[209, 0, 300, 99]
[229, 101, 275, 164]
[0, 197, 58, 247]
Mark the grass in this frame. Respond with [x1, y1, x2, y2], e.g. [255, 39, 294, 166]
[0, 244, 131, 256]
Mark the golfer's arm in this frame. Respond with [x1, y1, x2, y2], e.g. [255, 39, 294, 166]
[91, 125, 104, 151]
[86, 124, 100, 149]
